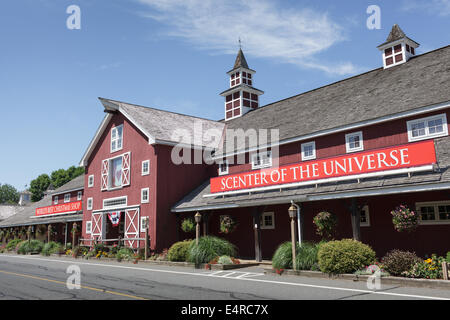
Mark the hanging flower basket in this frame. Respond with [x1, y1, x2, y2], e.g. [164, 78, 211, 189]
[181, 218, 195, 233]
[313, 211, 337, 240]
[219, 215, 237, 234]
[391, 205, 419, 232]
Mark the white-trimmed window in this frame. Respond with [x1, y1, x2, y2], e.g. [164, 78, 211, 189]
[360, 205, 370, 227]
[64, 193, 71, 203]
[77, 191, 82, 201]
[87, 197, 93, 210]
[54, 196, 58, 205]
[251, 150, 272, 169]
[88, 175, 94, 188]
[301, 141, 316, 161]
[140, 216, 149, 232]
[103, 196, 127, 209]
[218, 160, 229, 175]
[260, 212, 275, 229]
[141, 188, 149, 203]
[407, 114, 448, 142]
[86, 221, 92, 234]
[111, 124, 123, 153]
[142, 160, 150, 176]
[109, 156, 123, 189]
[345, 131, 364, 153]
[417, 201, 450, 225]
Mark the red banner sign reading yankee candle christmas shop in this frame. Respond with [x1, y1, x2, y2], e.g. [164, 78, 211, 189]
[210, 140, 437, 193]
[35, 201, 82, 217]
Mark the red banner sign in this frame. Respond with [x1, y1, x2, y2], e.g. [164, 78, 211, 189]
[35, 201, 82, 217]
[210, 140, 436, 193]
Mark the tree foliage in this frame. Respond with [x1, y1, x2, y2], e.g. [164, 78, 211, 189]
[0, 184, 20, 204]
[29, 166, 84, 202]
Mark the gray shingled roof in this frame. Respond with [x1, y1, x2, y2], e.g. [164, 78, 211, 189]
[172, 127, 450, 212]
[52, 174, 84, 195]
[218, 45, 450, 155]
[0, 177, 84, 228]
[377, 24, 419, 48]
[100, 98, 226, 148]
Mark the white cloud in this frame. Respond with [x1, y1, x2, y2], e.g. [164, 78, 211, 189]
[401, 0, 450, 16]
[136, 0, 362, 76]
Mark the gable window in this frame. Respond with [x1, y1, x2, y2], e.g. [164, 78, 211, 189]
[111, 125, 123, 153]
[260, 212, 275, 230]
[109, 156, 123, 189]
[101, 152, 131, 191]
[225, 91, 241, 120]
[360, 205, 370, 227]
[64, 194, 71, 203]
[141, 188, 149, 203]
[251, 150, 272, 169]
[417, 201, 450, 225]
[407, 114, 448, 142]
[77, 191, 82, 201]
[345, 131, 364, 153]
[88, 175, 94, 188]
[87, 198, 93, 210]
[54, 196, 58, 205]
[218, 160, 229, 176]
[301, 141, 316, 161]
[142, 160, 150, 176]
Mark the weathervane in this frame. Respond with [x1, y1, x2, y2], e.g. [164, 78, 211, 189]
[238, 37, 242, 50]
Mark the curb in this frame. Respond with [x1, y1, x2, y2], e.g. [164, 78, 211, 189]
[46, 254, 258, 270]
[263, 268, 450, 290]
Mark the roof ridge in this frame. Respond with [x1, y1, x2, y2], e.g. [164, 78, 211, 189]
[99, 97, 222, 124]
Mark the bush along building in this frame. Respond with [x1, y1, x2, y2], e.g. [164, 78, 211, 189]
[0, 175, 84, 246]
[80, 25, 450, 259]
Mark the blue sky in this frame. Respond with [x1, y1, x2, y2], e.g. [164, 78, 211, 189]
[1, 0, 450, 191]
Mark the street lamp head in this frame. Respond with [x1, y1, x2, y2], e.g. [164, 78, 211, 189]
[194, 212, 202, 223]
[288, 205, 297, 219]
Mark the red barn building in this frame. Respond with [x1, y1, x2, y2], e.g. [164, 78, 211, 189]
[81, 25, 450, 259]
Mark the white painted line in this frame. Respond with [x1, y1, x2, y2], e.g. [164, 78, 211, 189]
[1, 255, 448, 300]
[220, 272, 236, 278]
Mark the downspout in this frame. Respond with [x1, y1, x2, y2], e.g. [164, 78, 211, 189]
[290, 201, 301, 246]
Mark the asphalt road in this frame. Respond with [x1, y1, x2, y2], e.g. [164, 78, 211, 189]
[0, 254, 449, 301]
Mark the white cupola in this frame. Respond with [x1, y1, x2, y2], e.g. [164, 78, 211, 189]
[377, 24, 420, 69]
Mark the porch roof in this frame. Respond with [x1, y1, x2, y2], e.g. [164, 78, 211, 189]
[172, 136, 450, 212]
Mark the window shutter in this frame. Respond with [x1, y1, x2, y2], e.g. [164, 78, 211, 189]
[122, 152, 131, 186]
[101, 159, 109, 191]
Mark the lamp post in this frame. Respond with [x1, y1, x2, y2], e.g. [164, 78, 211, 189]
[72, 222, 77, 249]
[47, 224, 52, 243]
[194, 212, 202, 245]
[288, 205, 297, 271]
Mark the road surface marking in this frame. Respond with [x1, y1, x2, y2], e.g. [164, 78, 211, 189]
[1, 255, 449, 300]
[0, 269, 148, 300]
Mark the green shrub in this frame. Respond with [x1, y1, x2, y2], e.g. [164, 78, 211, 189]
[6, 239, 23, 251]
[41, 242, 63, 256]
[17, 240, 44, 255]
[446, 252, 450, 263]
[217, 255, 233, 265]
[116, 247, 134, 261]
[381, 250, 421, 276]
[188, 236, 236, 264]
[318, 239, 376, 274]
[272, 241, 324, 270]
[168, 240, 193, 262]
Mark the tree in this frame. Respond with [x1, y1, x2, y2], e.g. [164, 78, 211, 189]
[0, 184, 20, 204]
[29, 174, 51, 202]
[29, 166, 84, 202]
